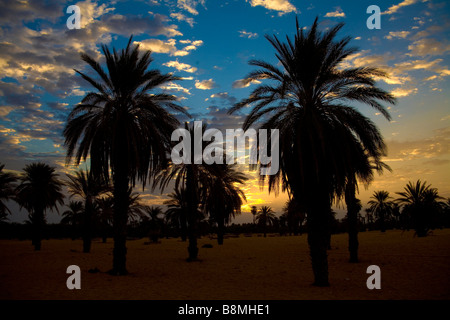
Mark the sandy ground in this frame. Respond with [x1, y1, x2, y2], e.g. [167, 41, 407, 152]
[0, 229, 449, 300]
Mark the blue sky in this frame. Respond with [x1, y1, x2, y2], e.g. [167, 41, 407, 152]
[1, 0, 449, 223]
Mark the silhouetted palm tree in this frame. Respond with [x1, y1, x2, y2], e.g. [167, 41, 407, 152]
[396, 181, 443, 236]
[96, 196, 113, 243]
[15, 163, 65, 250]
[164, 188, 189, 241]
[229, 17, 395, 286]
[368, 190, 393, 232]
[206, 164, 247, 245]
[154, 121, 216, 261]
[66, 169, 109, 252]
[256, 206, 277, 237]
[282, 198, 306, 235]
[145, 206, 164, 242]
[251, 205, 257, 225]
[61, 200, 84, 226]
[64, 37, 187, 274]
[0, 163, 17, 222]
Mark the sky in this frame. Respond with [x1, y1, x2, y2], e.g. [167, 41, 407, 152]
[0, 0, 449, 224]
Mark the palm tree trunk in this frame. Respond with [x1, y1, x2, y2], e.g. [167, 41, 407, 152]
[217, 217, 224, 245]
[186, 167, 199, 261]
[345, 183, 359, 263]
[82, 198, 93, 253]
[180, 212, 187, 241]
[307, 200, 330, 287]
[32, 209, 43, 251]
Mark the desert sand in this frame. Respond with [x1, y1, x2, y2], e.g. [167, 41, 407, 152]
[0, 229, 449, 300]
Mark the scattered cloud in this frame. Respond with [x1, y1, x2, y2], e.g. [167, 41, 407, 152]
[177, 0, 206, 15]
[391, 87, 418, 97]
[247, 0, 297, 15]
[324, 7, 346, 18]
[160, 81, 191, 95]
[232, 78, 261, 89]
[170, 12, 195, 27]
[384, 31, 410, 40]
[195, 79, 217, 90]
[239, 30, 258, 39]
[408, 38, 450, 56]
[163, 60, 197, 73]
[135, 39, 177, 54]
[383, 0, 420, 15]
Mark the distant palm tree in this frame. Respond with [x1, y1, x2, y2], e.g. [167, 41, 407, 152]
[229, 17, 395, 286]
[15, 163, 65, 250]
[61, 200, 84, 226]
[282, 198, 306, 235]
[368, 190, 393, 232]
[145, 206, 163, 242]
[66, 169, 109, 252]
[396, 181, 443, 236]
[164, 188, 189, 241]
[251, 205, 258, 225]
[256, 206, 277, 237]
[64, 36, 187, 274]
[206, 164, 247, 245]
[96, 196, 113, 243]
[0, 163, 17, 222]
[154, 122, 216, 261]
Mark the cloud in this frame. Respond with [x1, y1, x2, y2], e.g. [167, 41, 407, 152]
[163, 60, 197, 73]
[408, 38, 450, 56]
[170, 12, 195, 27]
[195, 79, 217, 90]
[391, 87, 418, 97]
[232, 78, 261, 88]
[384, 31, 410, 40]
[383, 0, 419, 15]
[324, 8, 346, 18]
[239, 30, 258, 39]
[209, 92, 237, 105]
[177, 0, 206, 15]
[75, 0, 116, 28]
[159, 81, 191, 96]
[248, 0, 297, 15]
[135, 39, 177, 54]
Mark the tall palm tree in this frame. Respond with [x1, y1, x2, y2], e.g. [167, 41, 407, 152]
[164, 188, 189, 241]
[206, 164, 247, 245]
[15, 163, 65, 250]
[64, 37, 188, 274]
[154, 121, 217, 261]
[229, 17, 395, 286]
[256, 206, 277, 237]
[368, 190, 393, 232]
[396, 180, 443, 236]
[66, 169, 109, 252]
[0, 163, 17, 222]
[96, 196, 114, 243]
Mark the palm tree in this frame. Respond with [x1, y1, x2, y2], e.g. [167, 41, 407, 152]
[154, 121, 217, 261]
[256, 206, 277, 237]
[229, 17, 395, 286]
[15, 163, 65, 250]
[145, 206, 163, 242]
[0, 163, 17, 222]
[368, 190, 393, 232]
[251, 205, 258, 225]
[61, 200, 84, 225]
[64, 37, 188, 274]
[61, 200, 84, 239]
[164, 188, 189, 241]
[96, 196, 113, 243]
[66, 169, 109, 252]
[282, 198, 306, 235]
[206, 164, 247, 245]
[396, 180, 443, 236]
